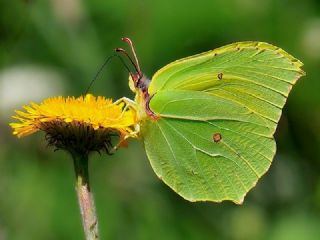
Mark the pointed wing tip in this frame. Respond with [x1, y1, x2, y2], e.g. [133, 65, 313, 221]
[237, 41, 306, 83]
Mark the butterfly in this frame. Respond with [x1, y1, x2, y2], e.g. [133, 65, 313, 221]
[117, 37, 305, 204]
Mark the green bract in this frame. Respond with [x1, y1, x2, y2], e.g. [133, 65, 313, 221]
[135, 42, 305, 204]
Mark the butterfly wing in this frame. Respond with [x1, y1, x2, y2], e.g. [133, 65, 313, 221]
[141, 42, 304, 203]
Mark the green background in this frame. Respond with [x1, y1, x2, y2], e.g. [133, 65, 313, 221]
[0, 0, 319, 239]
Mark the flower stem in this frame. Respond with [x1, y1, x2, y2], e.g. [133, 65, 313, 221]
[72, 153, 99, 240]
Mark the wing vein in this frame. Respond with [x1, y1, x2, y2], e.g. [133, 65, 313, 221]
[163, 119, 219, 199]
[156, 121, 193, 197]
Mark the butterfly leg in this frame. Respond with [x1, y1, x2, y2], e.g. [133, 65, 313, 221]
[110, 97, 140, 154]
[114, 97, 139, 125]
[109, 125, 140, 154]
[113, 97, 137, 110]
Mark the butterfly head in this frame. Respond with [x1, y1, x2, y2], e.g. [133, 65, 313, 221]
[116, 37, 157, 120]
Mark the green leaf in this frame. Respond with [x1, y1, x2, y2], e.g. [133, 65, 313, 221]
[141, 42, 305, 203]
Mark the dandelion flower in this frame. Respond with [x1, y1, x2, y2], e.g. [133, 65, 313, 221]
[10, 94, 138, 154]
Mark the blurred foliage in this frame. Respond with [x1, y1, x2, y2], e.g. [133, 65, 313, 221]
[0, 0, 319, 239]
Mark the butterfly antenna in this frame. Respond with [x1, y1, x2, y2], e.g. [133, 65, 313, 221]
[121, 37, 141, 75]
[84, 54, 133, 95]
[114, 47, 139, 76]
[115, 55, 134, 77]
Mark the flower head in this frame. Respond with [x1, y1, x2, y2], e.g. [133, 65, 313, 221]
[10, 94, 138, 154]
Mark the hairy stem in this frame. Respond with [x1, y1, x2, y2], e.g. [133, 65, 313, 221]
[72, 153, 99, 240]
